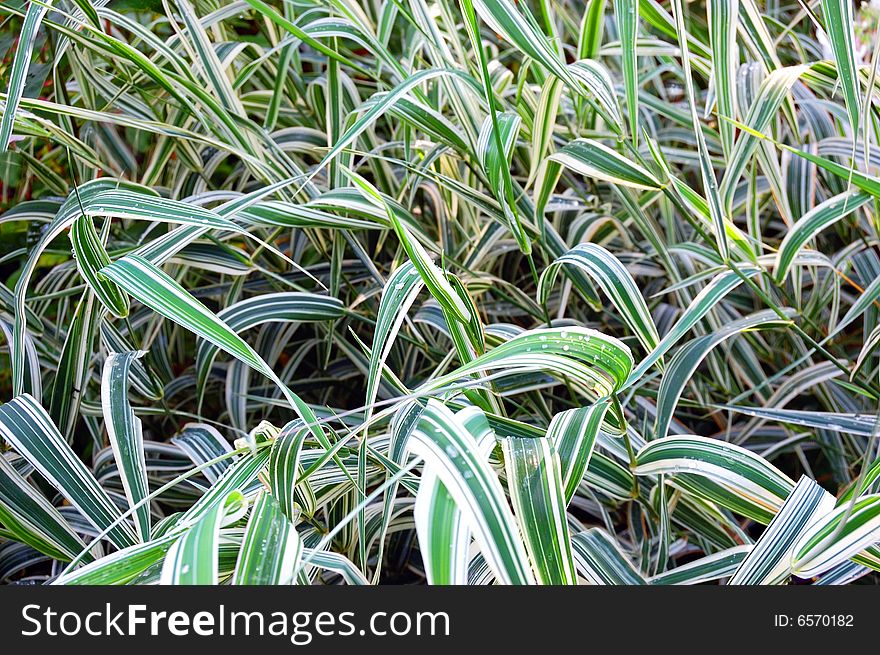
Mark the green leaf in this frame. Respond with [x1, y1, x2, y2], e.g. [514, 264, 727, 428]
[0, 1, 52, 151]
[408, 400, 535, 585]
[54, 534, 178, 585]
[101, 255, 329, 445]
[774, 191, 871, 283]
[414, 406, 496, 585]
[729, 476, 835, 584]
[195, 292, 344, 397]
[650, 546, 752, 585]
[548, 397, 613, 503]
[501, 436, 577, 584]
[350, 173, 472, 323]
[635, 435, 796, 523]
[539, 243, 660, 352]
[550, 139, 663, 190]
[653, 310, 792, 439]
[613, 0, 639, 142]
[0, 454, 88, 563]
[267, 422, 317, 520]
[819, 0, 861, 135]
[708, 0, 738, 157]
[0, 394, 138, 549]
[233, 491, 303, 585]
[102, 351, 151, 542]
[418, 326, 633, 400]
[161, 490, 248, 585]
[69, 213, 129, 318]
[624, 266, 760, 387]
[571, 528, 647, 584]
[793, 494, 880, 578]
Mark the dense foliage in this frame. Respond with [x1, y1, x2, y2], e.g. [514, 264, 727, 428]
[1, 0, 880, 585]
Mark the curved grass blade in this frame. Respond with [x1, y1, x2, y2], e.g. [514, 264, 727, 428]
[0, 454, 88, 563]
[774, 190, 871, 283]
[653, 310, 792, 439]
[53, 534, 179, 585]
[100, 255, 330, 445]
[102, 351, 151, 542]
[571, 528, 647, 584]
[792, 494, 880, 578]
[0, 394, 138, 549]
[819, 0, 861, 136]
[624, 265, 759, 387]
[635, 435, 796, 523]
[729, 476, 835, 585]
[417, 326, 633, 400]
[161, 490, 247, 585]
[195, 292, 344, 397]
[650, 546, 752, 585]
[501, 436, 577, 584]
[267, 422, 317, 520]
[233, 491, 302, 585]
[548, 397, 612, 503]
[550, 139, 662, 190]
[0, 1, 52, 151]
[408, 400, 535, 585]
[69, 213, 129, 318]
[539, 243, 660, 352]
[613, 0, 639, 142]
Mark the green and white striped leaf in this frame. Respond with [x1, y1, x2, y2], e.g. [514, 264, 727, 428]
[414, 466, 471, 585]
[171, 424, 234, 485]
[819, 0, 861, 135]
[69, 213, 129, 318]
[161, 490, 248, 585]
[635, 435, 796, 523]
[100, 255, 329, 444]
[267, 421, 317, 520]
[571, 528, 647, 584]
[567, 59, 624, 130]
[53, 534, 179, 585]
[653, 310, 792, 438]
[233, 491, 302, 585]
[101, 351, 151, 541]
[350, 172, 471, 323]
[414, 405, 497, 586]
[0, 394, 138, 549]
[729, 476, 835, 585]
[471, 0, 579, 91]
[670, 0, 729, 260]
[792, 494, 880, 578]
[478, 112, 528, 251]
[0, 454, 88, 562]
[613, 0, 639, 142]
[418, 326, 633, 400]
[364, 261, 424, 417]
[650, 546, 752, 585]
[550, 139, 662, 191]
[539, 243, 660, 352]
[177, 450, 269, 527]
[708, 0, 738, 157]
[774, 191, 871, 283]
[195, 292, 344, 395]
[0, 1, 52, 151]
[624, 266, 760, 387]
[548, 397, 613, 503]
[408, 400, 535, 585]
[501, 436, 577, 584]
